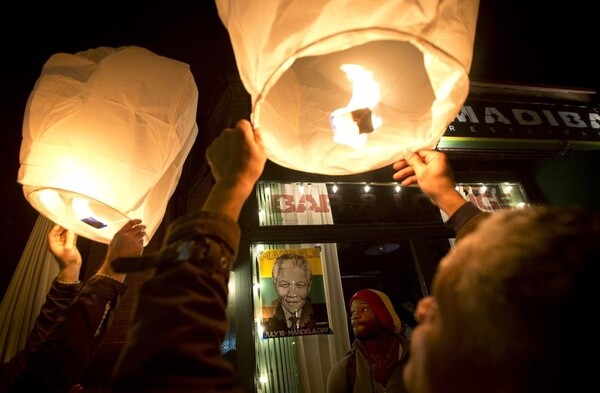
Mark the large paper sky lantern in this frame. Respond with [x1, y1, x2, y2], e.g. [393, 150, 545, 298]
[216, 0, 480, 175]
[18, 46, 198, 245]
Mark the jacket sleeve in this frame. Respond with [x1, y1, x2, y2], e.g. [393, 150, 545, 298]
[27, 279, 83, 352]
[1, 276, 126, 393]
[445, 202, 491, 241]
[111, 211, 245, 393]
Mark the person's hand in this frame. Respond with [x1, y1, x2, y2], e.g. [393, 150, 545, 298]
[48, 224, 82, 283]
[203, 119, 267, 219]
[68, 384, 84, 393]
[206, 119, 267, 197]
[96, 219, 146, 282]
[392, 149, 466, 217]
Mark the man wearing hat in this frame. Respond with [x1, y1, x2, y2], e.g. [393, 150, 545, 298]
[327, 289, 409, 392]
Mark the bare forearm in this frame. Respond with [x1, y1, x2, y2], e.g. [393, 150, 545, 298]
[202, 181, 254, 222]
[432, 189, 469, 218]
[56, 265, 81, 283]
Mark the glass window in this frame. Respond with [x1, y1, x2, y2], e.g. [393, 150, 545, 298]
[257, 181, 444, 226]
[455, 182, 529, 211]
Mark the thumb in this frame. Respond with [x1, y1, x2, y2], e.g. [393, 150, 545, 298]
[253, 127, 264, 151]
[403, 150, 425, 172]
[66, 230, 77, 247]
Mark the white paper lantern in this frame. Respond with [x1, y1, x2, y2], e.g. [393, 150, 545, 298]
[18, 46, 198, 245]
[216, 0, 479, 175]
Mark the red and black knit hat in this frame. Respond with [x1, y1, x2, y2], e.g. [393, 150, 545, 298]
[349, 289, 402, 335]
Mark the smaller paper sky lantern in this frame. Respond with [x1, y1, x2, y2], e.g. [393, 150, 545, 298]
[216, 0, 480, 175]
[18, 46, 198, 245]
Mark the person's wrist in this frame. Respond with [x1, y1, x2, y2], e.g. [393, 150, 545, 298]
[213, 178, 255, 200]
[95, 262, 127, 283]
[433, 189, 468, 217]
[56, 265, 81, 283]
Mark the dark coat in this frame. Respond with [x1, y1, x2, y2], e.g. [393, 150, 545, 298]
[0, 277, 126, 393]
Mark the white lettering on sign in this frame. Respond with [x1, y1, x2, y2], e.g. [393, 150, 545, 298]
[270, 194, 330, 213]
[455, 105, 600, 129]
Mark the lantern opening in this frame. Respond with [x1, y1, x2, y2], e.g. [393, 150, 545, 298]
[254, 40, 445, 174]
[26, 187, 136, 244]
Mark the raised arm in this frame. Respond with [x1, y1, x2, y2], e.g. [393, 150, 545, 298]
[111, 119, 266, 392]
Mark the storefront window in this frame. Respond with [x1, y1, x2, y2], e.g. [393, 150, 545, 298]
[250, 180, 529, 392]
[257, 181, 444, 226]
[454, 182, 529, 212]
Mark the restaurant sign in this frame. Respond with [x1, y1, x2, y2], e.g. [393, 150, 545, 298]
[440, 100, 600, 150]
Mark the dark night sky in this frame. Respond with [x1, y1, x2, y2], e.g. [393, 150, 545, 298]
[0, 1, 597, 297]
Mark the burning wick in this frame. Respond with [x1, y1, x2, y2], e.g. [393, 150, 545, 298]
[350, 108, 374, 133]
[330, 64, 382, 149]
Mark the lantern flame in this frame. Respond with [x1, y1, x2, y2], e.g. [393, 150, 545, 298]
[329, 64, 382, 148]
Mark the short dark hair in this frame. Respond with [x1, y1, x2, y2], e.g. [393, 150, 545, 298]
[433, 206, 600, 392]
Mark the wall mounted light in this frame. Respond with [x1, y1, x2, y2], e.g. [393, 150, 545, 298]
[18, 46, 198, 245]
[216, 0, 480, 175]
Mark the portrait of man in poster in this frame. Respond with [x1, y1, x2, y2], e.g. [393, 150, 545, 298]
[260, 247, 331, 338]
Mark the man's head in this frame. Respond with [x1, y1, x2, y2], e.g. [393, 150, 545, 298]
[349, 289, 402, 340]
[272, 253, 313, 314]
[404, 206, 600, 393]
